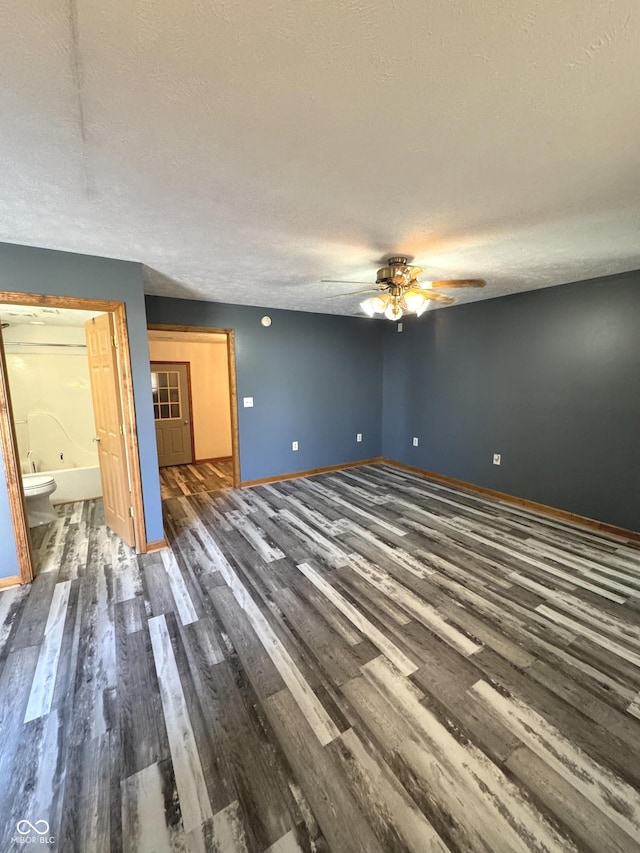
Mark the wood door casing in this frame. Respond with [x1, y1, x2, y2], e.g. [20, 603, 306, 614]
[151, 362, 194, 467]
[85, 313, 135, 547]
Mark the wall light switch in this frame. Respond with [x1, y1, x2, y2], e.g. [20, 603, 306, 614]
[292, 441, 299, 451]
[397, 323, 403, 332]
[356, 433, 362, 442]
[493, 453, 501, 465]
[413, 437, 419, 447]
[243, 397, 254, 408]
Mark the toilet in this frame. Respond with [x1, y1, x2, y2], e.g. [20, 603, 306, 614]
[22, 474, 58, 527]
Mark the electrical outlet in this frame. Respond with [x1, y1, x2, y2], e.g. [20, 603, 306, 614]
[493, 453, 501, 465]
[243, 396, 254, 408]
[292, 441, 298, 451]
[356, 433, 362, 442]
[413, 437, 419, 447]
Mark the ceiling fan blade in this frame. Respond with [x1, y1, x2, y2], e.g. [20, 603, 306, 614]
[324, 288, 381, 298]
[321, 279, 376, 286]
[419, 290, 456, 304]
[429, 279, 486, 288]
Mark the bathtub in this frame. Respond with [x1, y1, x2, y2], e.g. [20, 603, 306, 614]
[41, 465, 103, 504]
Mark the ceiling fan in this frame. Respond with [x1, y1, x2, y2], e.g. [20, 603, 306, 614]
[323, 256, 485, 321]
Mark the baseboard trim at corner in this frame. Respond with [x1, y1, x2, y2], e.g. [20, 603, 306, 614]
[241, 458, 384, 488]
[194, 456, 233, 464]
[0, 574, 22, 590]
[143, 538, 168, 553]
[381, 458, 640, 544]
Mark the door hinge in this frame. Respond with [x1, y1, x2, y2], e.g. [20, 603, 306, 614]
[129, 506, 134, 518]
[119, 424, 125, 435]
[112, 335, 118, 350]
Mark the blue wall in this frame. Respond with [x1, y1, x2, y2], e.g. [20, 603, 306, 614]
[0, 243, 164, 577]
[145, 296, 384, 481]
[2, 242, 638, 581]
[382, 270, 640, 532]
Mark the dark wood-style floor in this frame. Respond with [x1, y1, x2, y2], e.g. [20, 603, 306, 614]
[159, 459, 234, 500]
[1, 464, 640, 851]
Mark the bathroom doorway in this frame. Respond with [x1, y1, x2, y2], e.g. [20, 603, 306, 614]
[147, 325, 239, 499]
[0, 295, 147, 583]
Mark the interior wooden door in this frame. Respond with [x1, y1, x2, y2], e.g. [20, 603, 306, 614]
[151, 362, 194, 467]
[85, 313, 135, 547]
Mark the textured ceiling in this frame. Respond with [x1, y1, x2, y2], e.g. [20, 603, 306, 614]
[1, 1, 639, 316]
[0, 304, 100, 327]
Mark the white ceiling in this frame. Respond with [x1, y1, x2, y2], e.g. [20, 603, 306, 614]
[1, 1, 639, 316]
[0, 304, 101, 327]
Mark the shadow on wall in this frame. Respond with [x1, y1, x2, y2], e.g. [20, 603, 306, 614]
[142, 267, 204, 301]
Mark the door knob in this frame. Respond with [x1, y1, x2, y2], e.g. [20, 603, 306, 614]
[92, 437, 101, 442]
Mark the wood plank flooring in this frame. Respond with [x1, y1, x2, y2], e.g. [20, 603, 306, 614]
[159, 459, 234, 500]
[1, 463, 640, 851]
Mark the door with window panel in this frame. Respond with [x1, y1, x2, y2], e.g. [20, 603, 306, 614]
[151, 362, 194, 467]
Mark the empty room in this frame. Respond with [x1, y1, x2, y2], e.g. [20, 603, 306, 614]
[0, 2, 639, 852]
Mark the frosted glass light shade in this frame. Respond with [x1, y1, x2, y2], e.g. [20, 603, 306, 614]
[362, 294, 390, 315]
[361, 293, 390, 316]
[403, 289, 427, 313]
[360, 299, 376, 317]
[371, 294, 389, 312]
[385, 302, 403, 321]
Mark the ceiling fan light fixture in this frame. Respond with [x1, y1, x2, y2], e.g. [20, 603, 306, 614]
[385, 301, 403, 322]
[373, 293, 390, 312]
[403, 289, 427, 313]
[360, 299, 377, 317]
[329, 255, 485, 322]
[361, 293, 390, 316]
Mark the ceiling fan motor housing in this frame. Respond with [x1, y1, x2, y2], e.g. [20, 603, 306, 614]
[377, 257, 413, 285]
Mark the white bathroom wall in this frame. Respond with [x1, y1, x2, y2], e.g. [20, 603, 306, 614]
[3, 324, 99, 473]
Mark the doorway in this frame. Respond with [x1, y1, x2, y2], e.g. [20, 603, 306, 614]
[0, 294, 149, 584]
[151, 362, 194, 467]
[147, 325, 240, 494]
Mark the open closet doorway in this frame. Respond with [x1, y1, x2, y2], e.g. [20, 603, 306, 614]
[147, 325, 239, 500]
[0, 295, 148, 584]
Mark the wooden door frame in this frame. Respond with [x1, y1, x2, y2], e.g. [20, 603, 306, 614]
[147, 324, 240, 487]
[150, 360, 196, 466]
[0, 292, 150, 584]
